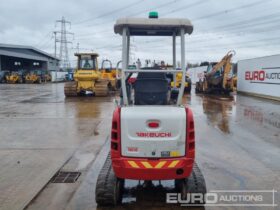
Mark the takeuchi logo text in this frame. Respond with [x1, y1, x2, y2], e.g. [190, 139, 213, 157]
[245, 70, 280, 81]
[136, 132, 172, 137]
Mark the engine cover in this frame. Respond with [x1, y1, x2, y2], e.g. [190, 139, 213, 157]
[121, 106, 186, 158]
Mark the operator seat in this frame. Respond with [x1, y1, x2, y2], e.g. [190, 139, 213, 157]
[134, 72, 169, 105]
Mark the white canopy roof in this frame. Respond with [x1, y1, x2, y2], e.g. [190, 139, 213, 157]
[114, 17, 193, 36]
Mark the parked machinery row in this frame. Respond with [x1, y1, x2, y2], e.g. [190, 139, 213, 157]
[64, 54, 193, 97]
[0, 70, 51, 84]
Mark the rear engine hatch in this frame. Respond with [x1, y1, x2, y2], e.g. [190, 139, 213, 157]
[121, 106, 186, 158]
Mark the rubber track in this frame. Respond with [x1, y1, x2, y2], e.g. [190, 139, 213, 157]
[95, 153, 118, 206]
[187, 162, 207, 194]
[94, 80, 109, 96]
[64, 81, 78, 97]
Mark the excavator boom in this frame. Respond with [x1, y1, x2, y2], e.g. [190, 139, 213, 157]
[196, 50, 235, 95]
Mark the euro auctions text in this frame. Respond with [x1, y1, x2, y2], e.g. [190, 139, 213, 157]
[166, 190, 278, 207]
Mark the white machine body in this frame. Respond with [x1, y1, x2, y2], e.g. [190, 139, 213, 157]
[121, 106, 186, 158]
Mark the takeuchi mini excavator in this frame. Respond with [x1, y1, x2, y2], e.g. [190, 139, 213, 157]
[95, 12, 206, 206]
[195, 51, 235, 95]
[64, 53, 111, 97]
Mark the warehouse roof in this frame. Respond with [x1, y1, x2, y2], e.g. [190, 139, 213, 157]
[0, 43, 59, 61]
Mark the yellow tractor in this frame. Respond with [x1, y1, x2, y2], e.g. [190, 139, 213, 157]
[64, 53, 110, 97]
[6, 72, 23, 84]
[100, 59, 118, 90]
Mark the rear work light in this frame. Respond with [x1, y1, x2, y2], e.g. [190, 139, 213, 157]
[185, 107, 195, 159]
[111, 107, 121, 158]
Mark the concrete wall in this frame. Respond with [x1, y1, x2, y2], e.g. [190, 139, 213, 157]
[237, 55, 280, 100]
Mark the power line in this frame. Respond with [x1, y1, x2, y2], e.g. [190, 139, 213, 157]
[74, 0, 271, 39]
[74, 0, 185, 29]
[210, 12, 280, 31]
[192, 0, 271, 21]
[38, 37, 54, 51]
[188, 41, 280, 54]
[71, 1, 276, 59]
[73, 0, 207, 40]
[73, 0, 274, 34]
[73, 0, 144, 25]
[85, 0, 204, 27]
[161, 0, 206, 17]
[137, 10, 280, 46]
[35, 32, 52, 47]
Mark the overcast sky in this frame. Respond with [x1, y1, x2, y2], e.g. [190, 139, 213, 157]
[0, 0, 280, 67]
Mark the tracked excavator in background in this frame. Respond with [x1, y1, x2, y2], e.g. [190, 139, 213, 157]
[195, 51, 235, 95]
[95, 12, 206, 206]
[64, 53, 110, 97]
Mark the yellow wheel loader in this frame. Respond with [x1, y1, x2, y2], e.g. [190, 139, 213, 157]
[64, 53, 110, 97]
[41, 70, 52, 82]
[6, 72, 24, 84]
[163, 65, 192, 94]
[195, 51, 235, 95]
[100, 59, 117, 90]
[170, 71, 192, 93]
[25, 71, 43, 84]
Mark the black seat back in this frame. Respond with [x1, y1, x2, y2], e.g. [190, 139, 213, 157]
[134, 72, 168, 105]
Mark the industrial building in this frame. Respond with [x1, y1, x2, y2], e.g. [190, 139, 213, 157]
[0, 43, 59, 72]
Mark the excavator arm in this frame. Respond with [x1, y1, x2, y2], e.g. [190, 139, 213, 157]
[208, 50, 235, 89]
